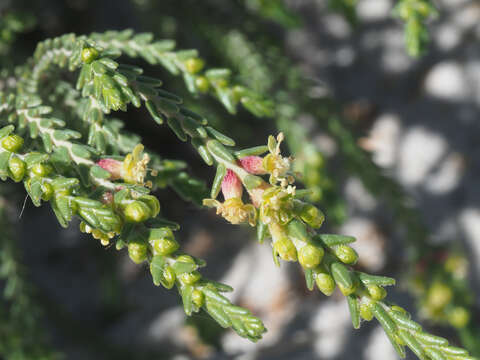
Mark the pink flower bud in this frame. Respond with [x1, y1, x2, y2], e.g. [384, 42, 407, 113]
[97, 158, 123, 180]
[239, 156, 267, 175]
[221, 170, 243, 200]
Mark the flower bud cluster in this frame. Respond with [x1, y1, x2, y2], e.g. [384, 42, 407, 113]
[98, 144, 152, 187]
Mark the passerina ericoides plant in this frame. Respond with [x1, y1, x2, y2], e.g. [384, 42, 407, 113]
[0, 29, 476, 360]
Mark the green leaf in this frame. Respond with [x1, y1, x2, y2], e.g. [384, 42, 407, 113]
[211, 163, 226, 198]
[423, 348, 446, 360]
[50, 201, 69, 228]
[156, 89, 182, 104]
[0, 151, 11, 180]
[166, 117, 187, 142]
[206, 126, 235, 146]
[389, 310, 422, 331]
[234, 146, 269, 158]
[204, 281, 233, 293]
[145, 100, 164, 124]
[256, 220, 267, 243]
[90, 164, 111, 179]
[172, 261, 197, 275]
[26, 177, 43, 206]
[150, 255, 166, 286]
[330, 262, 353, 289]
[357, 272, 396, 286]
[180, 284, 194, 315]
[179, 107, 206, 124]
[347, 295, 360, 329]
[182, 117, 204, 138]
[413, 332, 448, 346]
[372, 303, 397, 334]
[195, 144, 213, 166]
[205, 303, 231, 328]
[75, 197, 102, 208]
[24, 153, 48, 167]
[398, 329, 427, 360]
[0, 125, 14, 139]
[71, 144, 92, 159]
[439, 346, 469, 356]
[316, 234, 356, 246]
[305, 268, 314, 291]
[216, 88, 236, 114]
[202, 287, 231, 305]
[205, 68, 231, 79]
[287, 219, 309, 242]
[385, 329, 406, 358]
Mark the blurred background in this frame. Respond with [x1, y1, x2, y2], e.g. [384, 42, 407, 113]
[1, 0, 480, 359]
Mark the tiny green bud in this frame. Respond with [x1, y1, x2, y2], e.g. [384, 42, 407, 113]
[366, 284, 387, 301]
[215, 78, 228, 89]
[31, 163, 53, 177]
[176, 254, 196, 264]
[273, 237, 297, 262]
[81, 47, 99, 63]
[1, 134, 23, 152]
[128, 240, 148, 264]
[116, 239, 126, 250]
[298, 244, 324, 269]
[152, 237, 179, 256]
[8, 157, 26, 182]
[448, 307, 470, 328]
[338, 282, 357, 296]
[192, 289, 205, 308]
[161, 266, 176, 289]
[148, 227, 174, 241]
[124, 201, 151, 223]
[195, 76, 210, 93]
[333, 245, 358, 265]
[179, 270, 202, 285]
[315, 273, 336, 296]
[41, 182, 54, 201]
[139, 195, 160, 218]
[185, 58, 204, 74]
[299, 203, 325, 228]
[360, 302, 374, 321]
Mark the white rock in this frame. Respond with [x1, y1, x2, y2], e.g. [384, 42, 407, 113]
[398, 127, 447, 186]
[365, 113, 402, 167]
[424, 62, 467, 100]
[335, 46, 355, 67]
[357, 0, 392, 21]
[465, 60, 480, 105]
[363, 326, 398, 360]
[452, 4, 480, 30]
[341, 217, 386, 271]
[220, 243, 295, 353]
[438, 0, 470, 10]
[344, 178, 378, 211]
[324, 14, 352, 39]
[459, 208, 480, 272]
[311, 298, 350, 358]
[380, 29, 412, 73]
[146, 308, 185, 343]
[382, 48, 412, 73]
[425, 152, 464, 194]
[434, 24, 462, 51]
